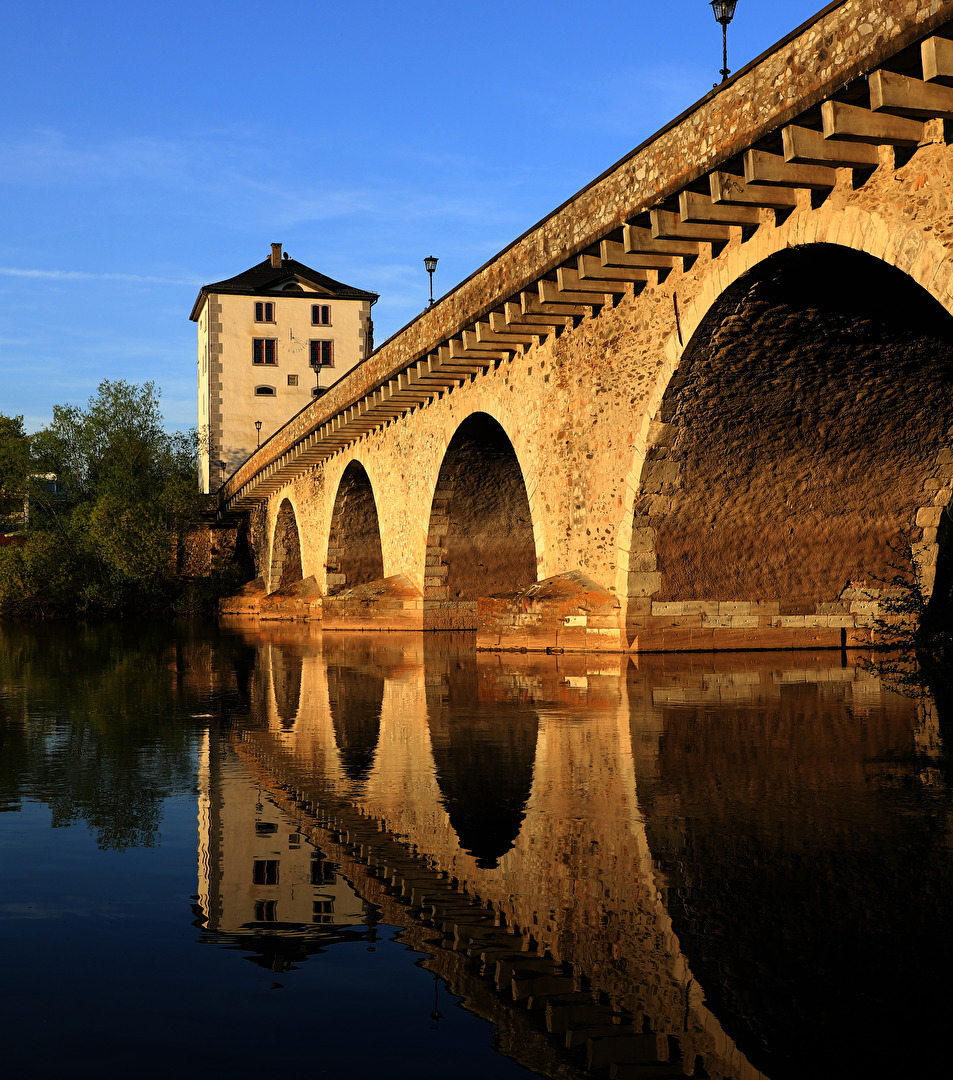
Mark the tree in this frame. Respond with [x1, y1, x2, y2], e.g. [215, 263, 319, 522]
[0, 414, 29, 532]
[0, 381, 220, 616]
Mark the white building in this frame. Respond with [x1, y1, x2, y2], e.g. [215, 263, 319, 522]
[192, 244, 378, 492]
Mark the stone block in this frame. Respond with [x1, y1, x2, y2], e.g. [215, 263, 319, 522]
[629, 572, 662, 597]
[916, 505, 943, 527]
[680, 600, 720, 615]
[629, 551, 658, 572]
[849, 601, 879, 614]
[651, 601, 684, 615]
[728, 615, 760, 628]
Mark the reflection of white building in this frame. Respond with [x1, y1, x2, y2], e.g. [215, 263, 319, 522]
[196, 731, 366, 938]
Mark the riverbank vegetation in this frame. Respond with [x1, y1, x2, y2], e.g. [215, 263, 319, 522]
[0, 381, 240, 617]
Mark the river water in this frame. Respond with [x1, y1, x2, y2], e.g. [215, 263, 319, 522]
[0, 621, 950, 1080]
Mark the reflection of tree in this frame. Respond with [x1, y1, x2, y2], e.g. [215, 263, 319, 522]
[0, 622, 254, 849]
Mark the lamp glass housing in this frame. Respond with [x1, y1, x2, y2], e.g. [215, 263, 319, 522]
[710, 0, 737, 24]
[423, 256, 438, 274]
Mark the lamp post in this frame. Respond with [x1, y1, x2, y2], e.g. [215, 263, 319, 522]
[424, 255, 438, 307]
[255, 420, 262, 448]
[710, 1, 738, 83]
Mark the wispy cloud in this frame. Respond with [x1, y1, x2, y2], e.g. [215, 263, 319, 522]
[0, 267, 200, 285]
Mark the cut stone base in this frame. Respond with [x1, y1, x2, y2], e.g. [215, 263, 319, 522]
[476, 571, 625, 652]
[258, 576, 324, 621]
[218, 577, 267, 617]
[323, 574, 424, 630]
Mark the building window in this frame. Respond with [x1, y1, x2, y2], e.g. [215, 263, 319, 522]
[254, 386, 276, 396]
[287, 374, 298, 386]
[253, 338, 277, 365]
[309, 340, 333, 367]
[312, 304, 332, 325]
[254, 301, 274, 322]
[255, 822, 278, 835]
[310, 856, 335, 885]
[313, 899, 334, 915]
[254, 899, 278, 922]
[252, 860, 279, 885]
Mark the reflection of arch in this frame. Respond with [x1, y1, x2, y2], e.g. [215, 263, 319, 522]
[270, 498, 303, 591]
[269, 646, 302, 729]
[325, 461, 384, 595]
[627, 244, 953, 630]
[425, 413, 536, 627]
[327, 665, 384, 789]
[425, 648, 538, 869]
[629, 658, 947, 1080]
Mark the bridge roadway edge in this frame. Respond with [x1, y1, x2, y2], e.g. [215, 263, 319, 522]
[217, 0, 953, 653]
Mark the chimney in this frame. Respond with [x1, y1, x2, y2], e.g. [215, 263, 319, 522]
[270, 243, 283, 268]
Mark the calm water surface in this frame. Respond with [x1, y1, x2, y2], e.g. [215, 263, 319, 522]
[0, 621, 950, 1080]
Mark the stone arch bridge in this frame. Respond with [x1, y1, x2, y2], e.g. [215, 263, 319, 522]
[219, 0, 953, 652]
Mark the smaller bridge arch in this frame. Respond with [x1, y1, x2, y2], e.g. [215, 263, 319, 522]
[325, 460, 385, 595]
[269, 497, 304, 592]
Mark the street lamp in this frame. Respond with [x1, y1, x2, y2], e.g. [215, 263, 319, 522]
[255, 419, 262, 448]
[424, 255, 438, 307]
[710, 1, 738, 83]
[219, 459, 227, 486]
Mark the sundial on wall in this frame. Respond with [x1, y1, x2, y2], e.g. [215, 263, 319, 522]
[288, 329, 307, 354]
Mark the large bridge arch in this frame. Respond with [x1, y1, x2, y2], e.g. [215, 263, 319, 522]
[423, 411, 538, 629]
[625, 237, 953, 641]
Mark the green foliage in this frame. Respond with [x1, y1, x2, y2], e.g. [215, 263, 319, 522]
[0, 380, 236, 618]
[0, 413, 29, 530]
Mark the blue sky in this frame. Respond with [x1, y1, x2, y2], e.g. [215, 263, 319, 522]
[1, 1, 823, 431]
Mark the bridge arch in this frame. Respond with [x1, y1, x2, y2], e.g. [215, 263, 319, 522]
[325, 459, 385, 595]
[424, 412, 537, 629]
[268, 497, 304, 592]
[626, 240, 953, 636]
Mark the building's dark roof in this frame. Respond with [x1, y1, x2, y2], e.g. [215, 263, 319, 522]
[190, 256, 378, 320]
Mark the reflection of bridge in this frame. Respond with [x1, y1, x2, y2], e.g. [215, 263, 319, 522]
[214, 626, 937, 1079]
[219, 0, 953, 653]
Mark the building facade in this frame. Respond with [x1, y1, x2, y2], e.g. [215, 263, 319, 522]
[192, 244, 378, 492]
